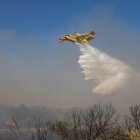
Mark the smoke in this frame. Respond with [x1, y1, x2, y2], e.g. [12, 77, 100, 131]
[78, 44, 131, 94]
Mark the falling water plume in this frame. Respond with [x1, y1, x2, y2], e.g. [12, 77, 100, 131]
[77, 44, 130, 94]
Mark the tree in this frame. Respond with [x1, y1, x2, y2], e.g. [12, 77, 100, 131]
[125, 105, 140, 139]
[62, 104, 119, 140]
[32, 118, 48, 140]
[81, 104, 118, 140]
[47, 120, 69, 140]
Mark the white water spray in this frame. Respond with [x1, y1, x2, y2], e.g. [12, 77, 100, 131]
[78, 44, 130, 94]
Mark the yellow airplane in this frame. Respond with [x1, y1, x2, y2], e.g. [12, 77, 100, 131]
[59, 31, 95, 44]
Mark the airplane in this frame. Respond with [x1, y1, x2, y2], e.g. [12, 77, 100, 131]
[59, 31, 95, 44]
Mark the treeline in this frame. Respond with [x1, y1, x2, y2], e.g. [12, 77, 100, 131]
[2, 104, 140, 140]
[0, 104, 65, 128]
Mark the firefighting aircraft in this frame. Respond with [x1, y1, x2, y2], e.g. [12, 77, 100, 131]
[59, 31, 95, 44]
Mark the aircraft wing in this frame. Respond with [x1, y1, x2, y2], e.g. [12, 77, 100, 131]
[76, 33, 92, 44]
[59, 35, 77, 43]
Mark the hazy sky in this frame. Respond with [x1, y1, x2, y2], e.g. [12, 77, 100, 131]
[0, 0, 140, 108]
